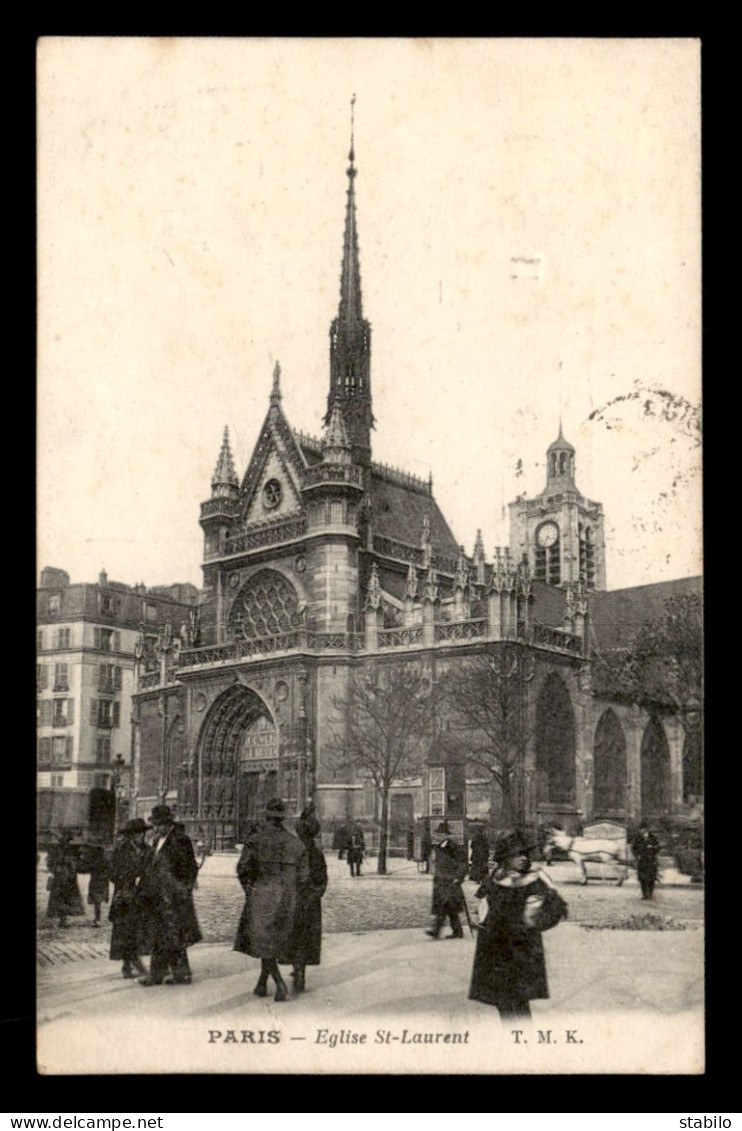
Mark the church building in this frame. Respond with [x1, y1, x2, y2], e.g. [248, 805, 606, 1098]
[132, 126, 701, 850]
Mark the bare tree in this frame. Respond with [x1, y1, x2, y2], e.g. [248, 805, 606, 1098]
[437, 643, 536, 828]
[327, 663, 435, 874]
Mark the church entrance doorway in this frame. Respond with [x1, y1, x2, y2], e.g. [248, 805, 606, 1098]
[194, 684, 280, 848]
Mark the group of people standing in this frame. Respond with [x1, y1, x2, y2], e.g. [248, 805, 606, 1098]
[44, 798, 328, 1000]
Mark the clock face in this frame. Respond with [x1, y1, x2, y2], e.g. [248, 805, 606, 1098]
[537, 522, 559, 548]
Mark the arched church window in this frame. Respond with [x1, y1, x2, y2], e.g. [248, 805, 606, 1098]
[640, 715, 671, 817]
[535, 674, 576, 805]
[228, 569, 302, 640]
[593, 708, 627, 814]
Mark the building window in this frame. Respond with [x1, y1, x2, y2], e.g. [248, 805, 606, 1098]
[38, 700, 53, 727]
[38, 737, 52, 764]
[51, 735, 72, 766]
[98, 664, 122, 692]
[48, 593, 61, 615]
[144, 601, 159, 624]
[94, 627, 121, 652]
[54, 627, 71, 649]
[50, 774, 65, 787]
[96, 734, 111, 764]
[53, 698, 74, 727]
[37, 630, 44, 652]
[91, 699, 120, 728]
[36, 664, 48, 691]
[93, 773, 110, 789]
[53, 663, 69, 691]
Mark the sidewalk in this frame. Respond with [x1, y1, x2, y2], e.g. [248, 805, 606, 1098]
[37, 918, 704, 1075]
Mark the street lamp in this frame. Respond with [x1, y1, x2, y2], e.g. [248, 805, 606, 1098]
[111, 753, 126, 831]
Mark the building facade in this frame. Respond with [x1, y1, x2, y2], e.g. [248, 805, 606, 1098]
[36, 566, 198, 840]
[131, 133, 702, 847]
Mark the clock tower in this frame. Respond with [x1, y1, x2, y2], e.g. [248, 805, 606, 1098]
[509, 425, 606, 590]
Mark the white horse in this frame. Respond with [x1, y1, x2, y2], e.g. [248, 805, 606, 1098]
[545, 827, 628, 885]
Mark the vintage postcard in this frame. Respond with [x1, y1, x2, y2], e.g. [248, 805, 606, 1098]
[36, 37, 703, 1075]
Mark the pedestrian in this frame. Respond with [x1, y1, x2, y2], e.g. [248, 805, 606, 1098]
[234, 797, 309, 1002]
[285, 803, 328, 994]
[109, 818, 150, 979]
[468, 831, 568, 1020]
[631, 820, 662, 900]
[406, 824, 415, 861]
[425, 824, 467, 939]
[336, 823, 350, 861]
[468, 824, 490, 884]
[46, 829, 84, 929]
[86, 843, 110, 927]
[347, 822, 365, 877]
[420, 824, 432, 875]
[136, 805, 202, 986]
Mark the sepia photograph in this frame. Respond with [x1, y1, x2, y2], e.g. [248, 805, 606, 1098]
[36, 37, 703, 1075]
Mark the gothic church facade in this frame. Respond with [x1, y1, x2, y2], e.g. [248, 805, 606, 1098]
[132, 133, 700, 847]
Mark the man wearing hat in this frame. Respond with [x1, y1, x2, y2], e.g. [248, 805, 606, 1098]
[234, 797, 309, 1001]
[136, 805, 202, 986]
[425, 822, 467, 940]
[630, 819, 662, 900]
[468, 830, 567, 1019]
[108, 818, 150, 979]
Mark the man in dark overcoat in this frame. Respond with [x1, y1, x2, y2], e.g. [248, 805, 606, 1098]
[234, 797, 308, 1001]
[631, 820, 662, 900]
[346, 822, 365, 877]
[137, 805, 201, 986]
[108, 818, 150, 979]
[284, 804, 328, 993]
[425, 824, 467, 939]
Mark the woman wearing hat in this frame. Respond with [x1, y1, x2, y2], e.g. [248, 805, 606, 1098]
[468, 830, 567, 1019]
[108, 818, 150, 979]
[46, 829, 84, 929]
[234, 797, 309, 1002]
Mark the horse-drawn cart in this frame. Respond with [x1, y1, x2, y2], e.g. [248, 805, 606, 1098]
[546, 820, 629, 885]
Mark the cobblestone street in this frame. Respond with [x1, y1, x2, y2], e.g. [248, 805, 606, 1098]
[37, 851, 703, 965]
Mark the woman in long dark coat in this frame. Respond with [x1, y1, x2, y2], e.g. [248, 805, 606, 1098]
[469, 831, 567, 1019]
[285, 805, 328, 993]
[108, 818, 150, 978]
[46, 830, 84, 928]
[234, 798, 308, 1001]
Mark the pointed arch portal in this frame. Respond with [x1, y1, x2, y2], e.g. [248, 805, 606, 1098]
[196, 684, 281, 844]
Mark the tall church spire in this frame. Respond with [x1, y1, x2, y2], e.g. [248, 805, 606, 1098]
[326, 95, 373, 467]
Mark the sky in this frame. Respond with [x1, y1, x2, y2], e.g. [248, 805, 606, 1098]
[37, 37, 702, 593]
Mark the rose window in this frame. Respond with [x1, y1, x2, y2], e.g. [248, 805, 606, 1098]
[229, 569, 302, 640]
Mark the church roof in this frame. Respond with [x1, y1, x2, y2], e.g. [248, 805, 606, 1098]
[530, 575, 702, 653]
[587, 576, 702, 652]
[369, 468, 460, 561]
[547, 422, 575, 453]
